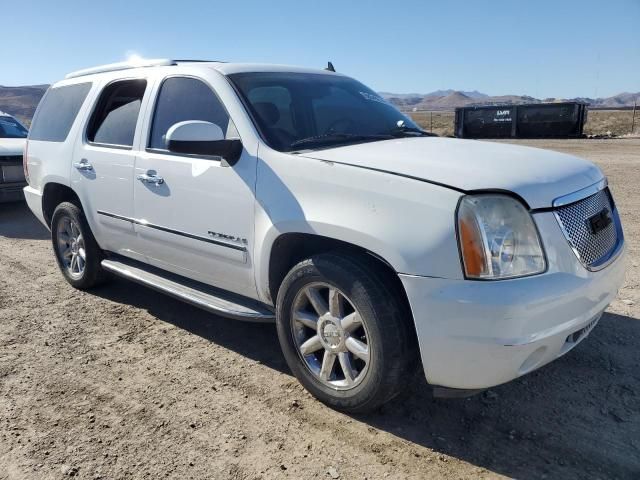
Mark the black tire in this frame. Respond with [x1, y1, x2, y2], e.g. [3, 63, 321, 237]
[276, 252, 418, 414]
[51, 201, 108, 289]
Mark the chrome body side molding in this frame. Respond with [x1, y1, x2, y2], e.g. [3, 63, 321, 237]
[97, 210, 247, 252]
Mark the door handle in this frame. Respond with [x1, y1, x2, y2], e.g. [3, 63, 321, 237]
[137, 172, 165, 185]
[73, 159, 93, 171]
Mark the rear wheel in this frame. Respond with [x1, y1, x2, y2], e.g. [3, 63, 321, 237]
[51, 202, 107, 289]
[276, 252, 417, 413]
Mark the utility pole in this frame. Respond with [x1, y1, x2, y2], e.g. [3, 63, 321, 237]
[632, 99, 637, 134]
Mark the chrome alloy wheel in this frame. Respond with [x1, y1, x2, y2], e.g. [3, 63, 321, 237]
[56, 218, 86, 279]
[291, 283, 370, 390]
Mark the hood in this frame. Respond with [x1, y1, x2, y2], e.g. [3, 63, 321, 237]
[298, 137, 603, 209]
[0, 138, 26, 156]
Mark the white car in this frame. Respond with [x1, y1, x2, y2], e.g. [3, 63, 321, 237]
[0, 111, 27, 202]
[23, 59, 626, 412]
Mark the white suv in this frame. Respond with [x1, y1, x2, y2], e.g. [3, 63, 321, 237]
[24, 59, 626, 412]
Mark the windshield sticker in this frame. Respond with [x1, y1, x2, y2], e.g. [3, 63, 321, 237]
[359, 92, 387, 104]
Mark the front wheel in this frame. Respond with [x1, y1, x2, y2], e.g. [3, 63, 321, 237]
[276, 252, 417, 413]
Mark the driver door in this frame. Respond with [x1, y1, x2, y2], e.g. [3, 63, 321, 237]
[133, 75, 257, 298]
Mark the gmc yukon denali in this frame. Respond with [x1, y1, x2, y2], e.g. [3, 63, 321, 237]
[24, 59, 626, 412]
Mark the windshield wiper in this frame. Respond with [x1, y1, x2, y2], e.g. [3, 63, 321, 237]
[389, 124, 435, 137]
[290, 132, 393, 150]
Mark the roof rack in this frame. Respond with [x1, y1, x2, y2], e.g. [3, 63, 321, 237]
[65, 58, 175, 79]
[64, 58, 228, 80]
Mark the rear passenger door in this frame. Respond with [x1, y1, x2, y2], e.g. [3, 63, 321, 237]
[134, 75, 257, 298]
[71, 78, 151, 258]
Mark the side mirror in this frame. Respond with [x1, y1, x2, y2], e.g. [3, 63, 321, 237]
[165, 120, 243, 164]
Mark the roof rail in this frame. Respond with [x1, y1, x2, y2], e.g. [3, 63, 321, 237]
[173, 59, 226, 64]
[65, 58, 175, 79]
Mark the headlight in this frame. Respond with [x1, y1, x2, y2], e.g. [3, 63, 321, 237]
[457, 194, 546, 279]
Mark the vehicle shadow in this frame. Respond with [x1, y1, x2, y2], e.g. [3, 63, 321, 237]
[92, 279, 640, 479]
[91, 279, 291, 374]
[0, 201, 49, 240]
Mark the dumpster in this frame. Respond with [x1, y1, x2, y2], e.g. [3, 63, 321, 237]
[454, 102, 587, 138]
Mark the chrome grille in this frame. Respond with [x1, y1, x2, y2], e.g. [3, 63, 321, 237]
[566, 316, 599, 344]
[555, 188, 619, 268]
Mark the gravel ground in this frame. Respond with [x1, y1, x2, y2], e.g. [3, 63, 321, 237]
[1, 138, 639, 480]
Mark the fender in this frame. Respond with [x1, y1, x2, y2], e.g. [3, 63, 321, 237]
[253, 146, 464, 304]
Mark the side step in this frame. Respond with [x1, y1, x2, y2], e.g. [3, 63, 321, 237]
[101, 257, 275, 323]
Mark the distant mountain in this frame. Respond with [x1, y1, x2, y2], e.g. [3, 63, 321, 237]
[424, 89, 489, 99]
[1, 83, 637, 127]
[573, 92, 640, 108]
[429, 91, 473, 108]
[380, 90, 489, 100]
[382, 90, 640, 111]
[0, 84, 49, 126]
[383, 90, 541, 110]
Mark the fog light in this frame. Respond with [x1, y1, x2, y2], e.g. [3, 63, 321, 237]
[518, 346, 547, 375]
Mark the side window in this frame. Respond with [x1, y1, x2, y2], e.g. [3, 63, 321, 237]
[29, 82, 92, 142]
[148, 77, 232, 150]
[87, 79, 146, 148]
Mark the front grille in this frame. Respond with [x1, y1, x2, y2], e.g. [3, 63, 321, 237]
[0, 155, 22, 164]
[0, 156, 25, 184]
[0, 155, 23, 164]
[554, 188, 619, 268]
[566, 317, 599, 344]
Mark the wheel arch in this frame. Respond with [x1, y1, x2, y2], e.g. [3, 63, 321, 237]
[265, 233, 414, 328]
[42, 182, 82, 227]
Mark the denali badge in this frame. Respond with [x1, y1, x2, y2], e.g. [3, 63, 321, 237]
[207, 231, 248, 245]
[587, 208, 612, 234]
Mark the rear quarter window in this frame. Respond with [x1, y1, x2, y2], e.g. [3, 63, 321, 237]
[29, 82, 92, 142]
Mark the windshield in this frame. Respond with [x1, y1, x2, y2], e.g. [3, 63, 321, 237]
[0, 115, 28, 139]
[229, 72, 423, 151]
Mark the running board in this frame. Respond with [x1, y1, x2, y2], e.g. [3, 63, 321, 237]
[101, 258, 275, 323]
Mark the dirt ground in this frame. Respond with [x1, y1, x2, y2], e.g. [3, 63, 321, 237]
[1, 139, 639, 480]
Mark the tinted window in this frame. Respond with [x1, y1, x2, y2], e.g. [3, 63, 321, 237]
[247, 86, 295, 137]
[149, 77, 231, 150]
[0, 115, 28, 138]
[312, 86, 368, 134]
[87, 79, 146, 147]
[29, 83, 91, 142]
[229, 72, 421, 152]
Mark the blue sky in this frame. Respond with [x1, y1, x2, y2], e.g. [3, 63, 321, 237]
[3, 0, 639, 98]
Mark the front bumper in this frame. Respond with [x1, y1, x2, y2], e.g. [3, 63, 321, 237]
[400, 242, 626, 390]
[0, 182, 26, 203]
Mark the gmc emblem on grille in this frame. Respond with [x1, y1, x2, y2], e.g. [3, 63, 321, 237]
[587, 208, 612, 234]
